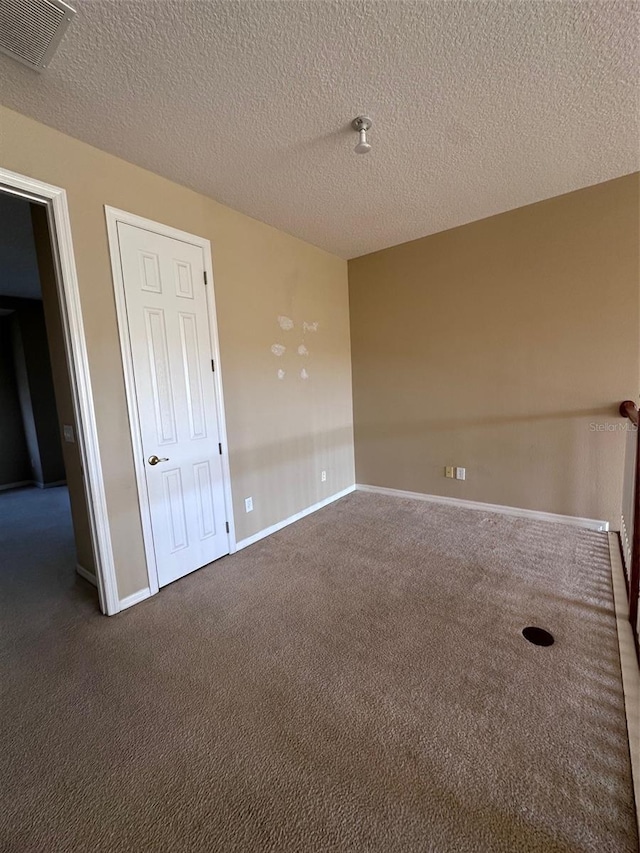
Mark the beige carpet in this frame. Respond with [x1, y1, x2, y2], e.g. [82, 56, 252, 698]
[0, 487, 637, 852]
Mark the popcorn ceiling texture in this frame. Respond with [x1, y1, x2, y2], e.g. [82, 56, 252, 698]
[0, 1, 637, 258]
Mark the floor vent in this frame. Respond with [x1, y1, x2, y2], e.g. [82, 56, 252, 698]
[0, 0, 75, 72]
[522, 626, 554, 647]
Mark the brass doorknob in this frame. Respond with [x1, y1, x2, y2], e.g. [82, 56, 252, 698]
[148, 455, 169, 466]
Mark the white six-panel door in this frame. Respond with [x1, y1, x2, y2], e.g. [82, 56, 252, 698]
[116, 222, 229, 587]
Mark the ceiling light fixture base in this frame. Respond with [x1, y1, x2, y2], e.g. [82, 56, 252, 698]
[352, 115, 373, 154]
[351, 116, 372, 133]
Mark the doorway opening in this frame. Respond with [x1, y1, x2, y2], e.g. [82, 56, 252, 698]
[0, 167, 118, 615]
[0, 190, 100, 616]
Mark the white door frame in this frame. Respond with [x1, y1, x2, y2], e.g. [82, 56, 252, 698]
[104, 207, 236, 596]
[0, 166, 119, 615]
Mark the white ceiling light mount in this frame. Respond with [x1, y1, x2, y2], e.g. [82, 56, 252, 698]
[352, 116, 372, 154]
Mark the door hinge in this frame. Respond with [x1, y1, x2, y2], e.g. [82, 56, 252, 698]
[218, 442, 222, 455]
[225, 521, 230, 534]
[203, 270, 208, 285]
[211, 359, 215, 372]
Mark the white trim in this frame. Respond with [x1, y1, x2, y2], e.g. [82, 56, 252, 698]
[608, 534, 640, 831]
[236, 485, 356, 551]
[104, 206, 236, 597]
[621, 515, 633, 576]
[119, 587, 152, 611]
[355, 484, 610, 532]
[0, 167, 119, 615]
[76, 563, 97, 587]
[0, 480, 33, 492]
[202, 240, 237, 554]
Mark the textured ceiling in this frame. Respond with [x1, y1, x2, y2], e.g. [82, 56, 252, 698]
[0, 1, 638, 259]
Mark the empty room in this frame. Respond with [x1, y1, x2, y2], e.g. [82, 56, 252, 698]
[0, 2, 638, 852]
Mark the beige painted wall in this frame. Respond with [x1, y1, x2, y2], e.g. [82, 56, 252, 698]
[349, 174, 640, 527]
[0, 104, 354, 601]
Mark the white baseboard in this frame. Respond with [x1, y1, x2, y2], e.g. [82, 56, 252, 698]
[356, 484, 609, 532]
[608, 534, 640, 832]
[119, 587, 153, 611]
[0, 480, 33, 492]
[621, 515, 633, 574]
[236, 485, 356, 551]
[76, 563, 97, 587]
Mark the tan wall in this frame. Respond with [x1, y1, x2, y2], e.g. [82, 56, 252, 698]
[349, 174, 640, 527]
[0, 105, 354, 601]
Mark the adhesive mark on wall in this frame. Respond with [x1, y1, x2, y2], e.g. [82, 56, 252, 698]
[278, 315, 294, 331]
[271, 318, 318, 381]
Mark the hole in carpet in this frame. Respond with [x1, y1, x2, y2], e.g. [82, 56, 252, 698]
[522, 626, 554, 647]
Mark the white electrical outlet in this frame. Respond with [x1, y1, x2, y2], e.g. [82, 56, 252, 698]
[245, 497, 253, 513]
[321, 470, 327, 482]
[445, 466, 455, 478]
[455, 467, 466, 480]
[63, 424, 75, 443]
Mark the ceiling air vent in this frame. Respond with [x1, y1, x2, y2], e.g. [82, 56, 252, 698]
[0, 0, 75, 72]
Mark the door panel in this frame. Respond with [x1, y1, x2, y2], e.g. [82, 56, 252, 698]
[117, 222, 228, 587]
[145, 307, 177, 445]
[194, 460, 216, 539]
[179, 312, 207, 440]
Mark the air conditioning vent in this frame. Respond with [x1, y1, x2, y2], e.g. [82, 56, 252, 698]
[0, 0, 75, 72]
